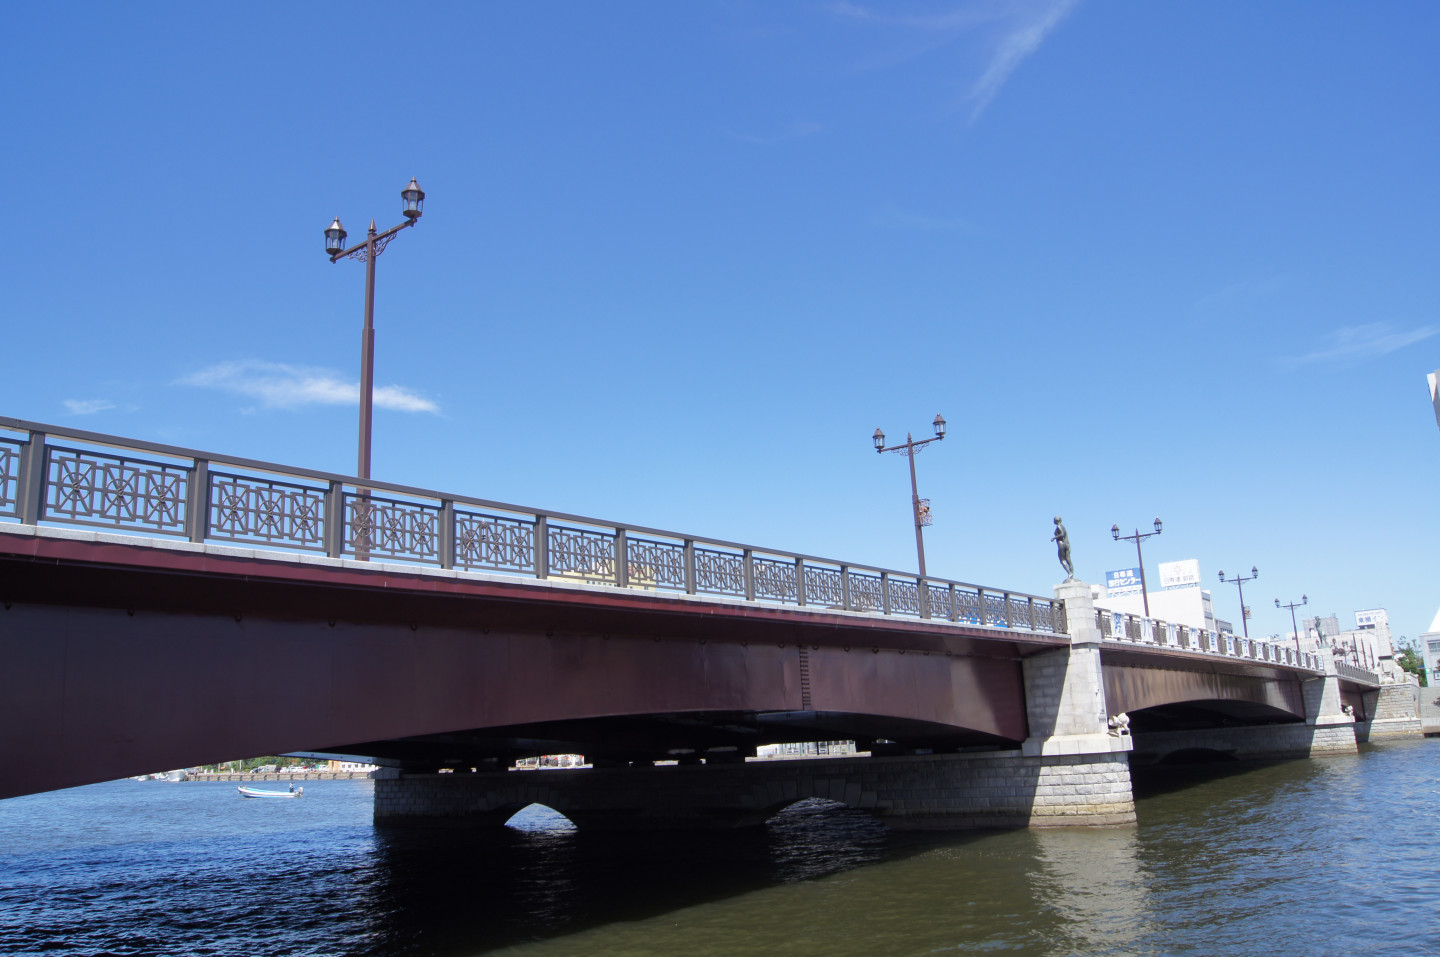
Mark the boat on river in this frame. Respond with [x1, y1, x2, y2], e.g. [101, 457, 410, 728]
[237, 785, 302, 799]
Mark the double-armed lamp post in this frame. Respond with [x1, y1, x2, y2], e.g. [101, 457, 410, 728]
[1276, 594, 1308, 654]
[324, 178, 426, 482]
[1111, 518, 1162, 617]
[1219, 565, 1259, 637]
[872, 414, 946, 578]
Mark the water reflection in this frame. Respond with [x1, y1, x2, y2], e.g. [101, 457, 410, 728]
[1026, 826, 1157, 956]
[5, 743, 1439, 956]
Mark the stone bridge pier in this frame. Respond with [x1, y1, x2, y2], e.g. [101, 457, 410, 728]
[375, 580, 1137, 831]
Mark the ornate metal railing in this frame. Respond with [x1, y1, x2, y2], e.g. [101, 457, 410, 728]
[1334, 661, 1381, 684]
[1095, 608, 1324, 673]
[0, 418, 1065, 633]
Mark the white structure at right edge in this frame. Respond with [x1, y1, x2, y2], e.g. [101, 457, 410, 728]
[1418, 606, 1440, 686]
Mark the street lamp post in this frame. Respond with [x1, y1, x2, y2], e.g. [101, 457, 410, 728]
[1219, 565, 1259, 638]
[872, 414, 946, 578]
[1276, 594, 1308, 655]
[324, 178, 426, 482]
[1110, 518, 1162, 617]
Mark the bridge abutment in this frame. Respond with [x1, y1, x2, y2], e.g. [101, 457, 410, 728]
[1354, 682, 1423, 742]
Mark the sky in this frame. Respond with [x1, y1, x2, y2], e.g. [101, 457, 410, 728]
[2, 2, 1437, 644]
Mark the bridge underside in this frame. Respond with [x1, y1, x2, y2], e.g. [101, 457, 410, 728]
[344, 710, 1014, 771]
[1101, 648, 1308, 728]
[0, 533, 1049, 798]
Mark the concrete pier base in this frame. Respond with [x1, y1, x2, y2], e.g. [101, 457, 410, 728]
[373, 746, 1136, 830]
[1129, 721, 1357, 764]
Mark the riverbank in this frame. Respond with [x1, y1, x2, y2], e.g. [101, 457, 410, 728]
[184, 771, 375, 783]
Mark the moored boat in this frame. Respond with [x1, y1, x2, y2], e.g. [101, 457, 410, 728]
[237, 785, 303, 799]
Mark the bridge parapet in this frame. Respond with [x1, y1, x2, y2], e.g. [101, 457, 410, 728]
[1334, 661, 1382, 684]
[1094, 608, 1324, 673]
[0, 417, 1062, 635]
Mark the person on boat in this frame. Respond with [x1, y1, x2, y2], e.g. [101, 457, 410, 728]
[288, 782, 295, 793]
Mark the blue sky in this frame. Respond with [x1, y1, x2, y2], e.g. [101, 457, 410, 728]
[3, 2, 1437, 642]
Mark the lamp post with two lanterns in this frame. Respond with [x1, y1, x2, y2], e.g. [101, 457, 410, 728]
[1276, 594, 1308, 655]
[324, 178, 426, 482]
[872, 414, 946, 578]
[1111, 518, 1162, 617]
[1219, 565, 1259, 638]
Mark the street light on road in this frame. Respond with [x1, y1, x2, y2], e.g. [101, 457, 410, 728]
[872, 414, 946, 578]
[324, 178, 426, 481]
[1219, 565, 1258, 637]
[1276, 594, 1308, 654]
[1110, 518, 1162, 617]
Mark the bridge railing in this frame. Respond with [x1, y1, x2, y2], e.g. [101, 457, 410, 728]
[1095, 609, 1323, 673]
[1334, 661, 1381, 684]
[0, 418, 1066, 634]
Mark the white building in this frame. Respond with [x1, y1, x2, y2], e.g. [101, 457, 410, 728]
[1093, 558, 1220, 632]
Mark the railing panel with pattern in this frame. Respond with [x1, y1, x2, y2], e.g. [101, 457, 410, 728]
[926, 583, 953, 621]
[345, 492, 441, 563]
[44, 445, 190, 536]
[804, 565, 845, 609]
[0, 437, 21, 519]
[0, 418, 1067, 635]
[624, 534, 688, 592]
[693, 546, 745, 599]
[547, 522, 617, 584]
[888, 578, 921, 618]
[848, 572, 884, 614]
[751, 555, 798, 604]
[455, 510, 537, 575]
[209, 472, 327, 551]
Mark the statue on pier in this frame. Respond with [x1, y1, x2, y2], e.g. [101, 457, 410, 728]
[1052, 516, 1073, 581]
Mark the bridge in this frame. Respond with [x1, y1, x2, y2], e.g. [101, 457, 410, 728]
[0, 417, 1415, 829]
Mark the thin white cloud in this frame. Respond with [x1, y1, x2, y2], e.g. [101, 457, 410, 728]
[830, 0, 1079, 122]
[965, 0, 1079, 121]
[179, 360, 438, 413]
[1193, 274, 1290, 313]
[63, 398, 116, 415]
[1282, 323, 1438, 368]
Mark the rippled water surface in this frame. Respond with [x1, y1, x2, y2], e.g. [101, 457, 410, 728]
[2, 740, 1436, 956]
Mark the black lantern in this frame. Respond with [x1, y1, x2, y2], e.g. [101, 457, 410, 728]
[401, 178, 425, 220]
[1153, 517, 1163, 534]
[325, 217, 347, 255]
[873, 428, 885, 452]
[933, 413, 946, 438]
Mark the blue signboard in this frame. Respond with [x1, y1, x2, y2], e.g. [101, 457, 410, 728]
[1106, 567, 1143, 596]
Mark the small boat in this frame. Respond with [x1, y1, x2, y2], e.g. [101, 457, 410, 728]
[237, 785, 303, 799]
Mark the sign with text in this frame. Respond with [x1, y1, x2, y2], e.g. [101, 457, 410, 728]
[1158, 559, 1201, 589]
[1106, 567, 1143, 596]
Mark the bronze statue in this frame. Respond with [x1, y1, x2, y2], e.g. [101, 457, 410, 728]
[1052, 516, 1073, 580]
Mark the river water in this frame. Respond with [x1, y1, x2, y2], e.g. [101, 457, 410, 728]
[2, 739, 1435, 956]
